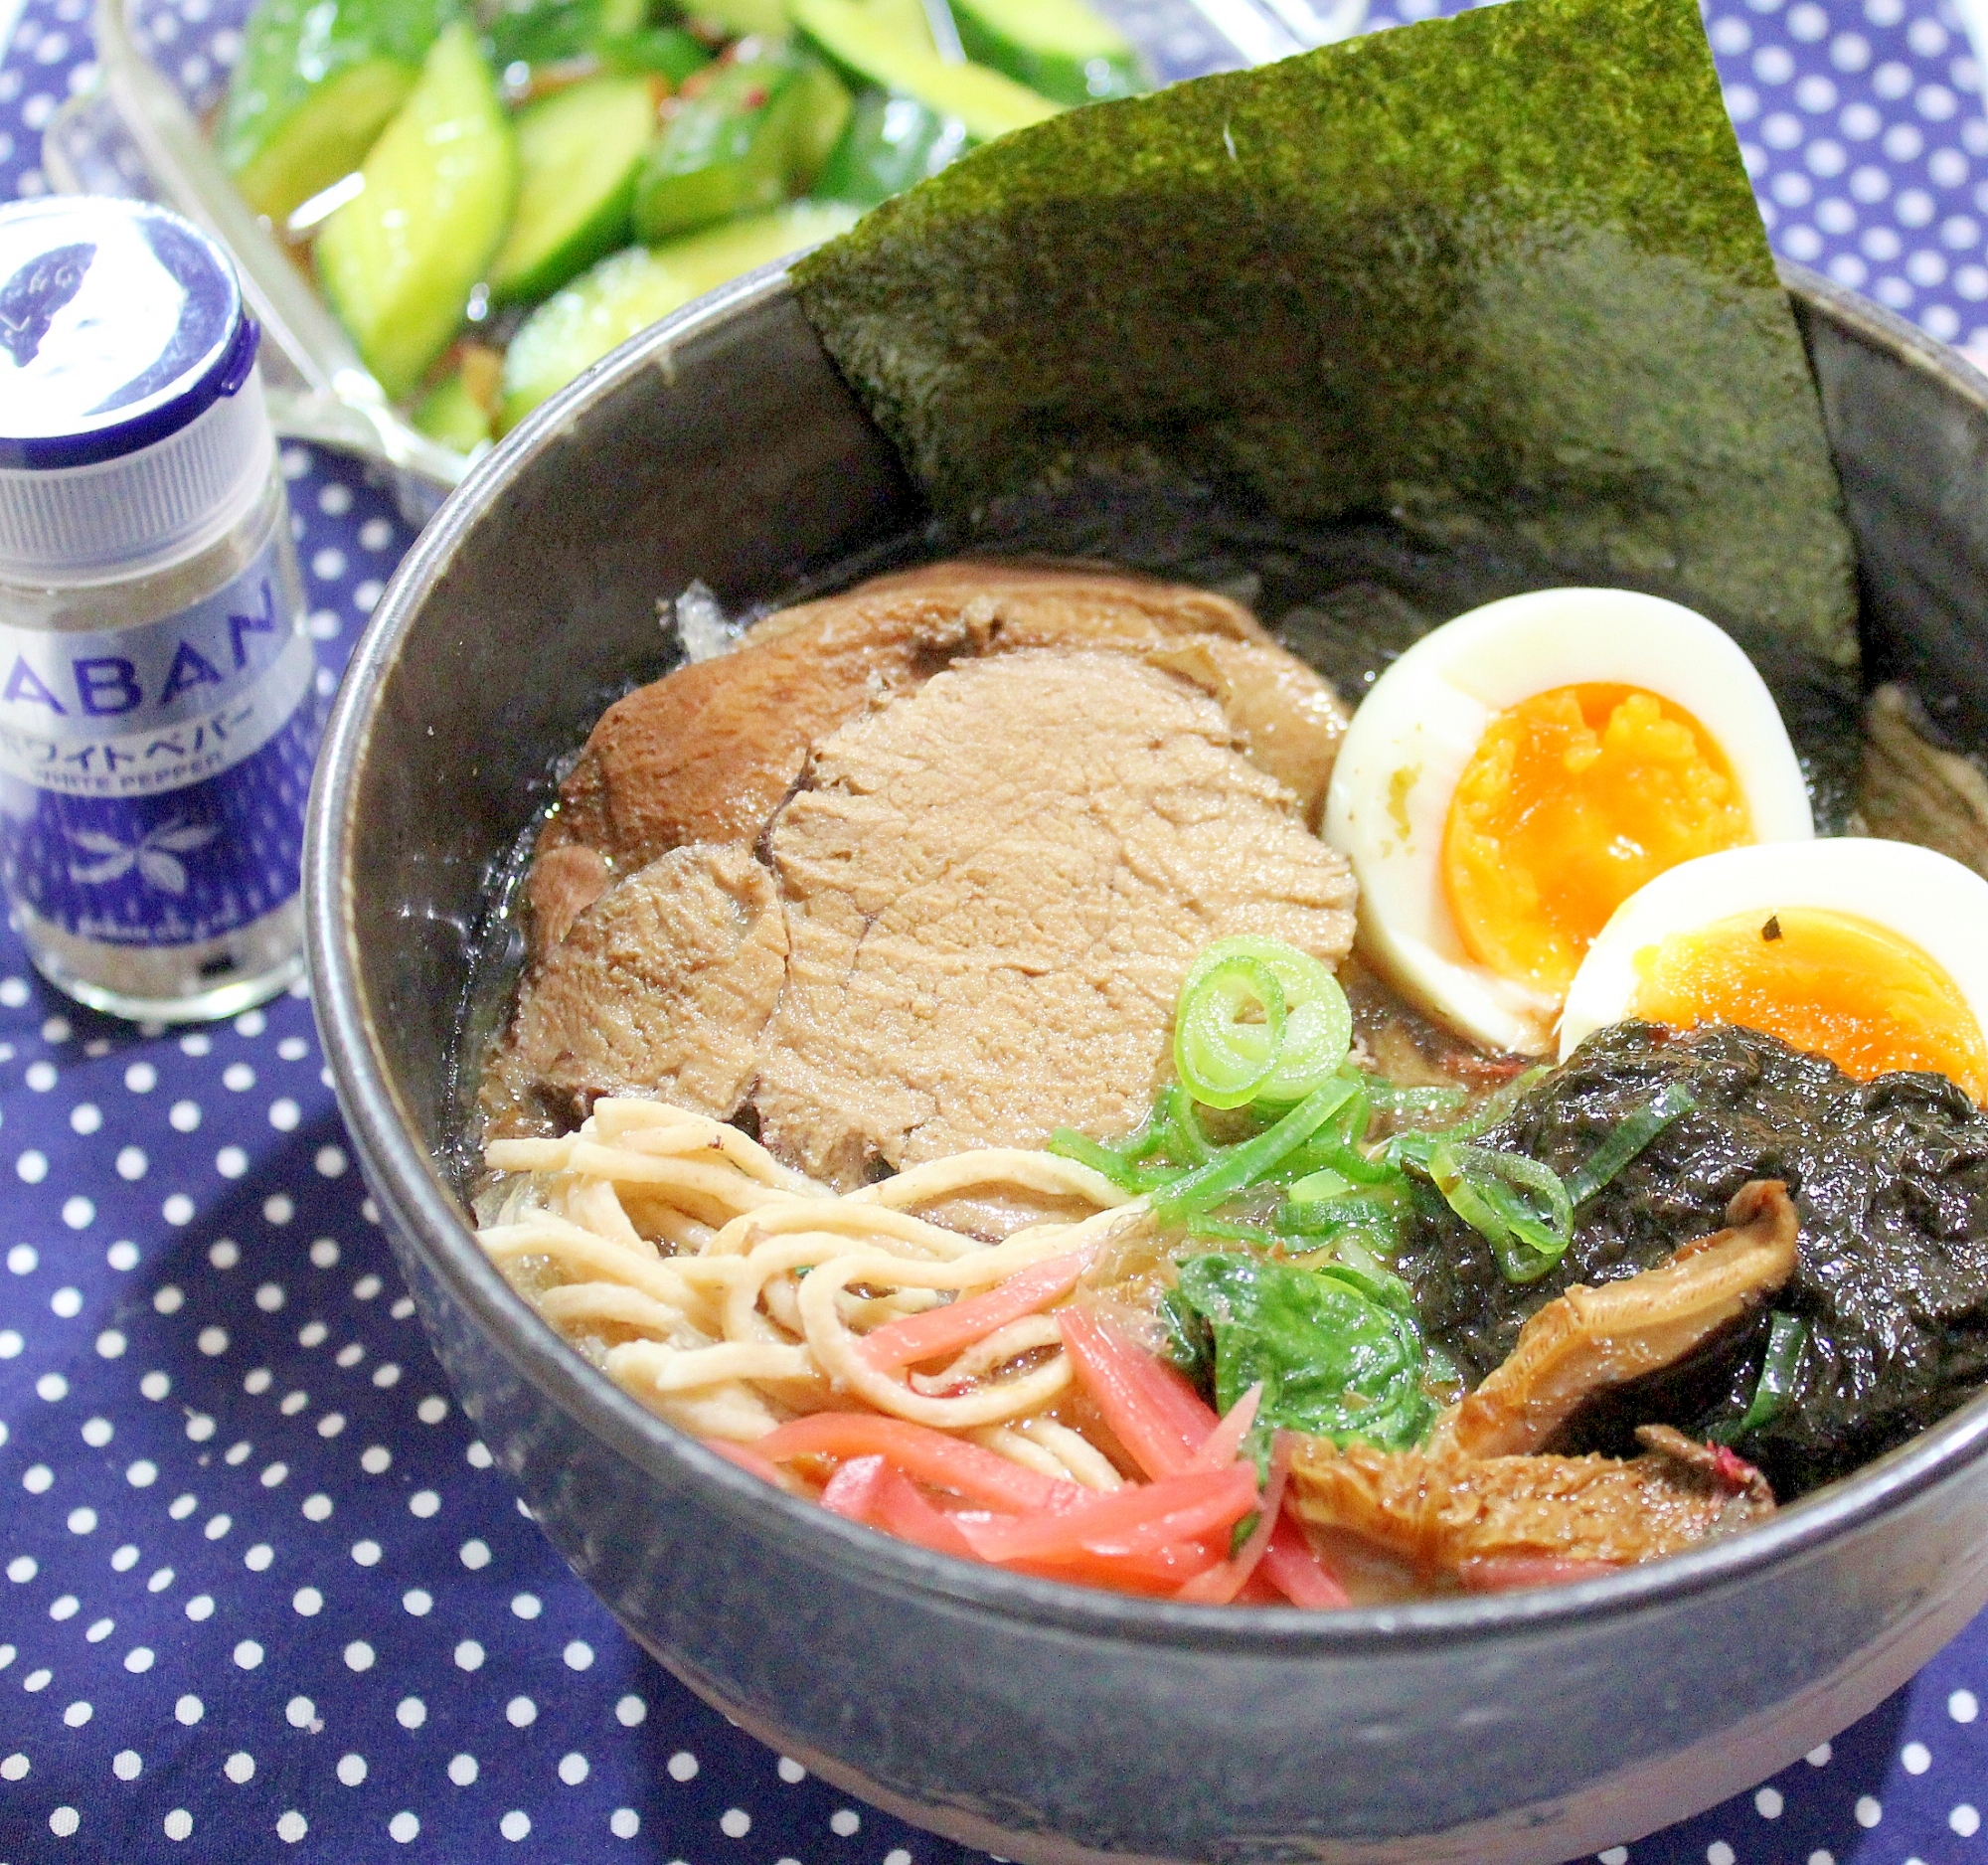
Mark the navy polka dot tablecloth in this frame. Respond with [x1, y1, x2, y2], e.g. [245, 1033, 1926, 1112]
[4, 0, 1988, 1859]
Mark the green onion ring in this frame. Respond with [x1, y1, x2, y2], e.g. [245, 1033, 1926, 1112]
[1174, 954, 1287, 1108]
[1427, 1141, 1574, 1283]
[1174, 936, 1353, 1108]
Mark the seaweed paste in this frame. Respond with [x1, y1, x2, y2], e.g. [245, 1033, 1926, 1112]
[1397, 1021, 1988, 1498]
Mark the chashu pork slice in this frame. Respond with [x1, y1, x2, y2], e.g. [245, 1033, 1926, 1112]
[528, 560, 1347, 948]
[753, 649, 1356, 1186]
[492, 647, 1356, 1166]
[489, 844, 788, 1133]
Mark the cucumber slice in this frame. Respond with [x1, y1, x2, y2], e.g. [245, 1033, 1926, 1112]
[633, 51, 797, 243]
[950, 0, 1143, 104]
[317, 22, 518, 400]
[789, 57, 857, 189]
[631, 47, 847, 242]
[414, 341, 502, 447]
[486, 0, 643, 70]
[682, 0, 791, 39]
[812, 87, 968, 207]
[490, 76, 658, 303]
[790, 0, 1059, 141]
[498, 200, 859, 429]
[413, 369, 495, 450]
[597, 26, 715, 84]
[855, 0, 934, 55]
[217, 0, 454, 223]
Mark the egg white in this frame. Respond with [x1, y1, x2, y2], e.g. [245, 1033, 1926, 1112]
[1323, 589, 1814, 1056]
[1560, 837, 1988, 1061]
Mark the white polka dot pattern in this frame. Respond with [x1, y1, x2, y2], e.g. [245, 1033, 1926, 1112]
[0, 424, 987, 1859]
[4, 0, 1988, 1859]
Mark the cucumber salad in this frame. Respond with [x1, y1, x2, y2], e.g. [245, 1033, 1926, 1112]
[215, 0, 1146, 447]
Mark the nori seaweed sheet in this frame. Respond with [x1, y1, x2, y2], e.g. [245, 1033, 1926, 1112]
[792, 0, 1860, 666]
[1398, 1022, 1988, 1498]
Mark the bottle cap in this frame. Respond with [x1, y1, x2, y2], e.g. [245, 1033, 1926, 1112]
[0, 198, 272, 579]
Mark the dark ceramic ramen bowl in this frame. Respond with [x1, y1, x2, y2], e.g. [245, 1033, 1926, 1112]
[303, 258, 1988, 1865]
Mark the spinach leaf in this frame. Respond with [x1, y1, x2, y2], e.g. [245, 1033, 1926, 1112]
[1157, 1283, 1216, 1393]
[1173, 1254, 1438, 1452]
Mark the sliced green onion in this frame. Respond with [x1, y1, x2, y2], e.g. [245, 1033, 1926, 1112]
[1154, 1077, 1360, 1217]
[1116, 1092, 1182, 1166]
[1287, 1137, 1398, 1186]
[1380, 1127, 1437, 1173]
[1165, 1088, 1221, 1167]
[1424, 1147, 1511, 1251]
[1185, 1217, 1289, 1249]
[1441, 1065, 1553, 1143]
[1296, 1227, 1394, 1285]
[1338, 1078, 1374, 1145]
[1311, 1260, 1415, 1314]
[1384, 1058, 1551, 1161]
[1362, 1081, 1469, 1122]
[1255, 964, 1351, 1104]
[1277, 1194, 1406, 1248]
[1048, 1126, 1134, 1179]
[1483, 1192, 1569, 1282]
[1469, 1147, 1574, 1238]
[1279, 1182, 1405, 1220]
[1174, 954, 1287, 1108]
[1287, 1168, 1355, 1203]
[1174, 935, 1352, 1107]
[1564, 1082, 1698, 1207]
[1046, 1127, 1179, 1193]
[1426, 1141, 1574, 1283]
[1734, 1311, 1807, 1436]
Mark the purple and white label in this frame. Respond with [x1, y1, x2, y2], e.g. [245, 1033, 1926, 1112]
[0, 538, 320, 946]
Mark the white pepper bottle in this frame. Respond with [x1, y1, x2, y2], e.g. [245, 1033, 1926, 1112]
[0, 197, 318, 1022]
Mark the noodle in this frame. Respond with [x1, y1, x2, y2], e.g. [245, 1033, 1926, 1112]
[475, 1097, 1146, 1461]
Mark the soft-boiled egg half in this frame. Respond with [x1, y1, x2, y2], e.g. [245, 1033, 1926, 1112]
[1561, 838, 1988, 1102]
[1324, 589, 1813, 1054]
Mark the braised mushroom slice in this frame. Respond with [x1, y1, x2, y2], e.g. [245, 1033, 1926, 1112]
[1287, 1429, 1775, 1590]
[1436, 1179, 1799, 1460]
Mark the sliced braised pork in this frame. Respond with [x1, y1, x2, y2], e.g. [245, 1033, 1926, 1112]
[493, 845, 787, 1132]
[493, 651, 1354, 1175]
[532, 559, 1348, 947]
[754, 650, 1357, 1182]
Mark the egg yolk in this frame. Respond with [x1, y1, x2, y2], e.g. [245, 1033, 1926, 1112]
[1630, 907, 1988, 1102]
[1443, 684, 1751, 998]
